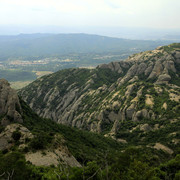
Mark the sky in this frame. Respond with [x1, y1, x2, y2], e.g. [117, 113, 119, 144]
[0, 0, 180, 29]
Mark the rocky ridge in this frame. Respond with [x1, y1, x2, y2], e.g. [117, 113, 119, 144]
[19, 44, 180, 137]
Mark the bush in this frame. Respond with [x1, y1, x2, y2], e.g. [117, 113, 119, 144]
[0, 152, 32, 180]
[0, 126, 5, 133]
[12, 131, 21, 141]
[29, 133, 53, 150]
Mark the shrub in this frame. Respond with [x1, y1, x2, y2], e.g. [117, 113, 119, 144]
[29, 133, 53, 150]
[12, 131, 21, 141]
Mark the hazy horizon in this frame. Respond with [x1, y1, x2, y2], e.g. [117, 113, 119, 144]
[0, 25, 179, 41]
[0, 0, 180, 40]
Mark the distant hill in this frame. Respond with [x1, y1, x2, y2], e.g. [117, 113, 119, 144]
[0, 33, 172, 61]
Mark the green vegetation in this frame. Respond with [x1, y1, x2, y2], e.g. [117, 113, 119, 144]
[116, 117, 180, 150]
[0, 98, 179, 179]
[90, 68, 120, 89]
[0, 34, 171, 83]
[29, 132, 53, 150]
[12, 131, 21, 141]
[19, 99, 180, 179]
[0, 152, 34, 180]
[162, 43, 180, 53]
[1, 43, 180, 179]
[0, 146, 179, 179]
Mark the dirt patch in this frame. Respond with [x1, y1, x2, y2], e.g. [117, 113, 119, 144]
[25, 148, 81, 167]
[10, 81, 33, 89]
[34, 71, 53, 78]
[145, 94, 154, 107]
[162, 102, 167, 110]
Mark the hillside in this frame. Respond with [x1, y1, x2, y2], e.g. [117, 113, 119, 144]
[0, 79, 123, 179]
[0, 78, 180, 179]
[0, 33, 171, 61]
[19, 43, 180, 140]
[0, 79, 123, 159]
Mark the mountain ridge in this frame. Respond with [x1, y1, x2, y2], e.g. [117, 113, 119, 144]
[19, 43, 180, 140]
[0, 33, 171, 61]
[0, 42, 180, 178]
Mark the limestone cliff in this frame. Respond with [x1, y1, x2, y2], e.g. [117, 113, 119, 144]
[0, 79, 23, 125]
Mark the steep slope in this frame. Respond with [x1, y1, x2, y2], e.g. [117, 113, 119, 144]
[0, 79, 82, 168]
[0, 79, 124, 166]
[0, 80, 126, 179]
[19, 43, 180, 137]
[0, 81, 180, 179]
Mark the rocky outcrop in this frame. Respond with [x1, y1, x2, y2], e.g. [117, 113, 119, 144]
[0, 123, 81, 167]
[139, 124, 152, 132]
[25, 149, 81, 167]
[0, 79, 23, 126]
[25, 134, 81, 167]
[0, 124, 33, 151]
[156, 74, 171, 84]
[154, 143, 174, 155]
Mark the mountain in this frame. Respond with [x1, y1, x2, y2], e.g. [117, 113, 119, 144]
[0, 79, 125, 163]
[0, 79, 125, 179]
[1, 43, 180, 179]
[19, 43, 180, 137]
[0, 67, 180, 178]
[0, 79, 80, 167]
[0, 33, 171, 61]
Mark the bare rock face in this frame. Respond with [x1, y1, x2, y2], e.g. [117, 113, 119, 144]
[154, 143, 174, 155]
[156, 74, 171, 84]
[25, 134, 81, 167]
[0, 79, 23, 126]
[140, 124, 152, 132]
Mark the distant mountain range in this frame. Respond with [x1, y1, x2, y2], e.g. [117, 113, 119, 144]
[0, 33, 172, 61]
[0, 25, 180, 41]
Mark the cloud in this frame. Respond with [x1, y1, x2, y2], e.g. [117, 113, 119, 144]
[31, 8, 45, 12]
[0, 0, 180, 28]
[104, 0, 121, 9]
